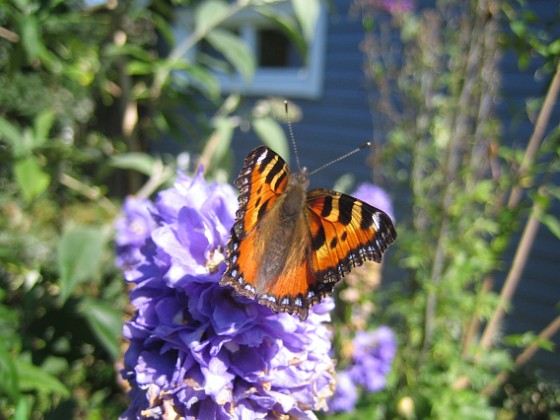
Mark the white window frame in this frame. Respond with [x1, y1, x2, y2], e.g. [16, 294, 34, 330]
[175, 1, 327, 99]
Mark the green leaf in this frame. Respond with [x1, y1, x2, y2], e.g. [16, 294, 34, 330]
[291, 0, 321, 43]
[14, 397, 30, 420]
[79, 298, 122, 360]
[195, 0, 230, 35]
[208, 116, 234, 171]
[0, 117, 22, 152]
[332, 173, 355, 194]
[510, 20, 527, 38]
[33, 109, 55, 147]
[19, 14, 42, 62]
[13, 156, 51, 202]
[206, 29, 255, 83]
[259, 9, 306, 60]
[252, 117, 289, 164]
[15, 359, 70, 398]
[57, 226, 106, 305]
[184, 65, 220, 100]
[0, 346, 19, 402]
[110, 152, 156, 176]
[126, 60, 155, 76]
[504, 333, 554, 352]
[539, 213, 560, 239]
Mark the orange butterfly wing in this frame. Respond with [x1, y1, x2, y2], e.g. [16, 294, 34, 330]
[220, 146, 298, 304]
[231, 146, 289, 239]
[305, 189, 396, 285]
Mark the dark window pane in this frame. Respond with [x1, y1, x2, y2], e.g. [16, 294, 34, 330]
[257, 29, 302, 68]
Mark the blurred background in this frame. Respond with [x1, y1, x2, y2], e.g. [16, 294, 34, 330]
[0, 0, 558, 418]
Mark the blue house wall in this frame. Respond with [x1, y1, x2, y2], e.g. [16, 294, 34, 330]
[223, 0, 560, 377]
[170, 0, 560, 378]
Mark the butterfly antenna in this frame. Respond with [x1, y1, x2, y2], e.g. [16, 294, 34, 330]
[285, 101, 302, 171]
[307, 142, 372, 177]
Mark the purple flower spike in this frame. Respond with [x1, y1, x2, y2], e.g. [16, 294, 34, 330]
[329, 370, 359, 413]
[117, 169, 336, 419]
[115, 196, 157, 274]
[349, 327, 396, 393]
[327, 327, 396, 412]
[370, 0, 414, 14]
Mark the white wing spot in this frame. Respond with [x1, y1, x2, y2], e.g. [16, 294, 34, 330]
[263, 294, 277, 303]
[372, 213, 381, 231]
[256, 150, 268, 165]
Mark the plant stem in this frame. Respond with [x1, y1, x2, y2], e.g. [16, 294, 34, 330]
[479, 193, 543, 351]
[478, 64, 560, 354]
[507, 62, 560, 209]
[482, 315, 560, 396]
[59, 173, 116, 213]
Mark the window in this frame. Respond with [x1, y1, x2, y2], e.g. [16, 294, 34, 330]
[175, 1, 327, 99]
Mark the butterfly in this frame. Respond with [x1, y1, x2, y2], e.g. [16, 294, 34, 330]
[219, 145, 396, 320]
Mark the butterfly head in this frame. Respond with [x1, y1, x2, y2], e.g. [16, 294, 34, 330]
[291, 167, 310, 189]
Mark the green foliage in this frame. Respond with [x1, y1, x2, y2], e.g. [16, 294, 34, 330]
[0, 0, 318, 416]
[57, 226, 107, 305]
[351, 0, 560, 418]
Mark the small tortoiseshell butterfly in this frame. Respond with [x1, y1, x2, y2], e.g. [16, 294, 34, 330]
[219, 145, 396, 320]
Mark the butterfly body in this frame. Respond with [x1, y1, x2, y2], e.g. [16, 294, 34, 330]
[220, 145, 396, 320]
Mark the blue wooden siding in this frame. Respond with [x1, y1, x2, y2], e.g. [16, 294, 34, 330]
[225, 0, 560, 377]
[152, 0, 552, 380]
[230, 2, 377, 190]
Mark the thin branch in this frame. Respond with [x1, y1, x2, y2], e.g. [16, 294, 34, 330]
[482, 315, 560, 396]
[0, 26, 20, 43]
[507, 61, 560, 209]
[477, 64, 560, 353]
[422, 0, 489, 358]
[59, 173, 116, 213]
[479, 193, 543, 351]
[135, 159, 173, 200]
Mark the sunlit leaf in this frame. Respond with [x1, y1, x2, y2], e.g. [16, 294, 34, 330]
[110, 152, 156, 176]
[185, 65, 220, 100]
[332, 173, 355, 194]
[14, 156, 51, 202]
[14, 397, 29, 420]
[0, 346, 19, 402]
[195, 0, 230, 35]
[206, 29, 255, 83]
[126, 60, 155, 76]
[291, 0, 321, 43]
[252, 117, 289, 164]
[15, 359, 70, 398]
[504, 332, 554, 351]
[19, 14, 42, 62]
[0, 117, 22, 152]
[208, 116, 234, 171]
[33, 109, 55, 147]
[57, 226, 106, 305]
[259, 10, 306, 60]
[539, 214, 560, 239]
